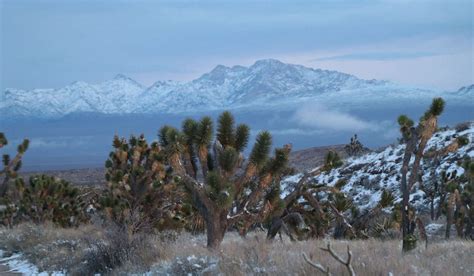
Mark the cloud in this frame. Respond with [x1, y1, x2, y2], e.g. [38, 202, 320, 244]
[10, 136, 95, 149]
[2, 1, 472, 91]
[293, 103, 373, 132]
[264, 128, 325, 136]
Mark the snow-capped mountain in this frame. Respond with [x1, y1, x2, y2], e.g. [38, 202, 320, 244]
[454, 84, 474, 96]
[2, 74, 144, 118]
[281, 122, 474, 212]
[1, 59, 473, 118]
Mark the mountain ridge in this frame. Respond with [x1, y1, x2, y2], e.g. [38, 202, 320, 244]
[2, 59, 473, 118]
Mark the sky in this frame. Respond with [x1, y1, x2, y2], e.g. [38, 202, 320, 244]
[1, 0, 473, 92]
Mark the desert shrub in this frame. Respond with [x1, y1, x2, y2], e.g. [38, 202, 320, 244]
[455, 122, 471, 132]
[72, 217, 162, 274]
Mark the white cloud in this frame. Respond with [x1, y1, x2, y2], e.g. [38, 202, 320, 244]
[293, 103, 373, 132]
[275, 35, 473, 90]
[10, 136, 94, 149]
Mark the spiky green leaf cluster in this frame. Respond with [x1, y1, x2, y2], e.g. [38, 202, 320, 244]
[0, 133, 7, 147]
[332, 192, 353, 212]
[12, 175, 87, 227]
[379, 189, 394, 208]
[457, 136, 469, 147]
[249, 131, 272, 168]
[206, 171, 234, 208]
[428, 97, 445, 116]
[398, 114, 414, 140]
[323, 150, 343, 171]
[196, 117, 214, 147]
[218, 147, 239, 173]
[261, 146, 290, 175]
[235, 124, 250, 152]
[216, 111, 250, 154]
[217, 111, 236, 147]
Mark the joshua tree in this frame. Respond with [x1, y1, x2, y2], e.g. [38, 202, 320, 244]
[102, 134, 190, 233]
[397, 97, 445, 251]
[0, 133, 29, 197]
[159, 111, 291, 248]
[444, 157, 474, 240]
[460, 158, 474, 239]
[345, 134, 364, 157]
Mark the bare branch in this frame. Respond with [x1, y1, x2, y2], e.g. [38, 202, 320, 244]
[302, 252, 331, 275]
[319, 242, 356, 276]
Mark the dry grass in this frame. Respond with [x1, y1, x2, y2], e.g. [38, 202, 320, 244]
[0, 223, 473, 275]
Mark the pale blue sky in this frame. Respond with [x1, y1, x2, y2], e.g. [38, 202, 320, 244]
[1, 0, 472, 91]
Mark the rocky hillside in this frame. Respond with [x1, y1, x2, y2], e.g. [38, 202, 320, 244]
[282, 122, 474, 212]
[289, 144, 348, 172]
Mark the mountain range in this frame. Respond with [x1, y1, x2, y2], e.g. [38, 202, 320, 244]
[2, 59, 473, 119]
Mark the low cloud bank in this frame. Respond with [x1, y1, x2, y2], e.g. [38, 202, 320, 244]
[293, 103, 374, 132]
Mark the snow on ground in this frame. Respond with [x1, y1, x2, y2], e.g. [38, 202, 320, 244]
[281, 122, 474, 212]
[425, 223, 444, 236]
[0, 250, 64, 276]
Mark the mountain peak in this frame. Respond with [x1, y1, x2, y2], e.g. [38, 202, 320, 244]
[252, 58, 286, 68]
[455, 84, 474, 95]
[112, 74, 143, 88]
[211, 64, 230, 72]
[199, 64, 235, 83]
[113, 74, 137, 82]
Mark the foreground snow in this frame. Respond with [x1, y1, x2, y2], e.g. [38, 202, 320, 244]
[0, 250, 64, 276]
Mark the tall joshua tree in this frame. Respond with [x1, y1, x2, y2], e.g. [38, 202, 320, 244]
[159, 111, 290, 249]
[397, 98, 445, 251]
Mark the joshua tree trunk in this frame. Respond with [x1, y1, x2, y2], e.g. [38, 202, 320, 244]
[401, 128, 417, 249]
[436, 191, 446, 220]
[445, 193, 455, 239]
[205, 210, 228, 249]
[198, 147, 209, 178]
[465, 216, 473, 240]
[430, 197, 435, 221]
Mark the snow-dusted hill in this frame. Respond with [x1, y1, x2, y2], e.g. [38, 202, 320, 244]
[282, 122, 474, 211]
[2, 59, 472, 118]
